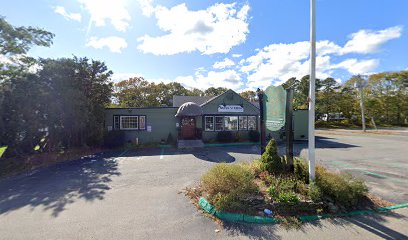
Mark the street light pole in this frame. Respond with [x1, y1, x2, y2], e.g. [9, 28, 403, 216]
[308, 0, 316, 182]
[356, 75, 367, 132]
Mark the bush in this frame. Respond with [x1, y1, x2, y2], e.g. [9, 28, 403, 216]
[103, 130, 125, 148]
[260, 139, 286, 174]
[201, 163, 258, 211]
[308, 183, 322, 202]
[166, 132, 175, 145]
[294, 158, 309, 183]
[315, 166, 368, 207]
[217, 131, 234, 143]
[267, 176, 302, 203]
[248, 130, 260, 142]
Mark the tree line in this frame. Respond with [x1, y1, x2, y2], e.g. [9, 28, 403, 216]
[0, 17, 113, 157]
[1, 16, 407, 158]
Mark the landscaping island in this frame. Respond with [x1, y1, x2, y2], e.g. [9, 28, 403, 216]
[186, 139, 393, 227]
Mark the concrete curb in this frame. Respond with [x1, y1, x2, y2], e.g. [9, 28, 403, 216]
[198, 197, 408, 224]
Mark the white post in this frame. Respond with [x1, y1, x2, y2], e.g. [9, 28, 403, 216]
[308, 0, 316, 182]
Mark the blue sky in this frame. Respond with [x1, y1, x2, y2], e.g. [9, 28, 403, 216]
[1, 0, 407, 91]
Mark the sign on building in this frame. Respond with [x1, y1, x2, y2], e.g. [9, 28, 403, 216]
[218, 105, 244, 113]
[263, 85, 286, 131]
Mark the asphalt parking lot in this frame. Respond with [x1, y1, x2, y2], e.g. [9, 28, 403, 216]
[0, 129, 407, 239]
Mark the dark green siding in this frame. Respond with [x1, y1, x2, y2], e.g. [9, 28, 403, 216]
[105, 107, 178, 144]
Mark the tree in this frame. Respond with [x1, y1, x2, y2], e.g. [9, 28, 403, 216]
[240, 90, 257, 102]
[204, 87, 228, 96]
[0, 17, 54, 80]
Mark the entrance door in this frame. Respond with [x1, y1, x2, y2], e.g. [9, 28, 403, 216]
[181, 117, 196, 139]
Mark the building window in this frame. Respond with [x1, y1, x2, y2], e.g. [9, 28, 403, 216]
[239, 116, 248, 130]
[248, 116, 257, 130]
[139, 116, 146, 130]
[113, 116, 120, 130]
[205, 116, 214, 131]
[215, 116, 224, 131]
[120, 116, 138, 130]
[224, 116, 238, 131]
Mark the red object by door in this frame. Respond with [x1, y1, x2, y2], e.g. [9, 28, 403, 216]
[181, 117, 196, 139]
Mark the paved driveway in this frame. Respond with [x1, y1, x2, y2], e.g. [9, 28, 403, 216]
[0, 131, 407, 239]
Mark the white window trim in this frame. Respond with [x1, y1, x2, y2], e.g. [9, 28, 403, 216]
[224, 116, 239, 131]
[139, 116, 146, 130]
[248, 116, 257, 130]
[120, 116, 139, 130]
[205, 116, 214, 131]
[215, 116, 224, 131]
[239, 116, 248, 130]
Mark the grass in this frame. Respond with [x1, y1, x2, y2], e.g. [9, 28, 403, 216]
[0, 146, 7, 158]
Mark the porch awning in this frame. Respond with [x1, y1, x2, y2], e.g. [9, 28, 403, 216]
[175, 102, 203, 117]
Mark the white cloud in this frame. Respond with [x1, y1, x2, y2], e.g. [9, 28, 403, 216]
[341, 26, 403, 55]
[86, 36, 127, 53]
[54, 6, 82, 22]
[78, 0, 131, 32]
[137, 2, 250, 55]
[333, 59, 379, 75]
[175, 69, 243, 90]
[232, 54, 242, 58]
[213, 58, 235, 69]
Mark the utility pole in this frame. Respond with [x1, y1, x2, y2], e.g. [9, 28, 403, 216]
[356, 75, 367, 132]
[285, 87, 294, 172]
[257, 88, 266, 154]
[308, 0, 316, 182]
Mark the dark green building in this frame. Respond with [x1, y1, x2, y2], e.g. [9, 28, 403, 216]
[104, 89, 307, 146]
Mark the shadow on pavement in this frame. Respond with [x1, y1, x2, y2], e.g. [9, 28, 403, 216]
[0, 152, 121, 217]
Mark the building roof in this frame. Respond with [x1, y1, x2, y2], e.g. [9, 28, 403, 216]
[172, 96, 213, 107]
[175, 102, 203, 117]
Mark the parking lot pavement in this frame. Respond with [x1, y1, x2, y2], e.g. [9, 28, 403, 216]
[0, 132, 407, 239]
[295, 129, 408, 204]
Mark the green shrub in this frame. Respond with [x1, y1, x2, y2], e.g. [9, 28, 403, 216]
[201, 163, 258, 211]
[267, 176, 302, 203]
[260, 139, 286, 174]
[277, 192, 300, 203]
[103, 130, 125, 148]
[315, 166, 368, 207]
[294, 158, 309, 183]
[217, 131, 234, 143]
[308, 182, 322, 202]
[248, 130, 260, 142]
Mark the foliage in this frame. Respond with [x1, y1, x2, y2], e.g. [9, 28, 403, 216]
[0, 146, 7, 158]
[267, 176, 301, 203]
[282, 71, 408, 127]
[103, 130, 125, 148]
[166, 132, 175, 145]
[248, 130, 260, 142]
[315, 166, 368, 207]
[240, 90, 257, 102]
[201, 163, 258, 211]
[0, 17, 54, 79]
[293, 157, 309, 183]
[204, 87, 228, 96]
[260, 139, 286, 174]
[308, 183, 322, 202]
[0, 57, 113, 156]
[217, 131, 234, 143]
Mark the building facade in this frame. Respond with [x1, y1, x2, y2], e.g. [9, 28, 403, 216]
[104, 89, 308, 145]
[105, 89, 261, 144]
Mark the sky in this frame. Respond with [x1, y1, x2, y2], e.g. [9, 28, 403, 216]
[1, 0, 407, 91]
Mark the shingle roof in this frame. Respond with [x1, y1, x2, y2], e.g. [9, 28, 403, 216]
[172, 96, 213, 107]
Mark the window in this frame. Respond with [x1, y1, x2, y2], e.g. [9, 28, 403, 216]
[139, 116, 146, 130]
[120, 116, 138, 130]
[113, 116, 120, 130]
[205, 116, 214, 131]
[248, 116, 257, 130]
[215, 116, 224, 131]
[239, 116, 248, 130]
[224, 116, 238, 131]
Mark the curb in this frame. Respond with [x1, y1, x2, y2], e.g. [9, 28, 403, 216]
[204, 142, 261, 148]
[198, 197, 408, 224]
